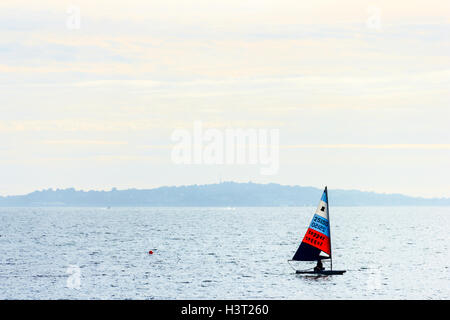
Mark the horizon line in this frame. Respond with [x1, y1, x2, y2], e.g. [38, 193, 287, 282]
[1, 181, 448, 200]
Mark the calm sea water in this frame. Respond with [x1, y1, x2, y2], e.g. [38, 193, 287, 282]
[0, 207, 448, 299]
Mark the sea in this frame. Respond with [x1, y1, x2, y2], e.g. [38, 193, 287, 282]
[0, 207, 448, 299]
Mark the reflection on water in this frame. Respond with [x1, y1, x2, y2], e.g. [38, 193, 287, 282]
[0, 206, 449, 299]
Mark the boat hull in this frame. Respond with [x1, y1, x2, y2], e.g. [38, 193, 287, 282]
[296, 270, 346, 275]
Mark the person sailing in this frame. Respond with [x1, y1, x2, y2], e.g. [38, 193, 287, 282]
[314, 259, 325, 272]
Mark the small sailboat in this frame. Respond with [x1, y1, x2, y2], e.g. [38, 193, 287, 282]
[289, 186, 346, 275]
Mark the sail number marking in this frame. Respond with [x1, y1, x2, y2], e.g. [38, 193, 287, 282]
[302, 228, 331, 254]
[305, 230, 326, 247]
[309, 215, 330, 236]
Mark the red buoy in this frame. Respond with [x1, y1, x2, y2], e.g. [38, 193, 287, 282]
[148, 250, 153, 255]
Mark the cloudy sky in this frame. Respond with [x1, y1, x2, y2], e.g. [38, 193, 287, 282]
[0, 1, 449, 197]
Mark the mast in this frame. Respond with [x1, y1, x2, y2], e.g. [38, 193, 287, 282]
[325, 186, 333, 271]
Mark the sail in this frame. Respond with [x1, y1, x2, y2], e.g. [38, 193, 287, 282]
[292, 187, 331, 261]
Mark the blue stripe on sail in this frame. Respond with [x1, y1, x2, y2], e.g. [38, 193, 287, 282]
[321, 191, 327, 203]
[309, 214, 330, 237]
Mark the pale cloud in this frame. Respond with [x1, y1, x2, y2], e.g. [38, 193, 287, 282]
[0, 119, 171, 132]
[0, 0, 449, 196]
[282, 144, 450, 150]
[1, 1, 448, 25]
[42, 139, 128, 145]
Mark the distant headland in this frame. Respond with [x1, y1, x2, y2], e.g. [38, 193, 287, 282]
[0, 182, 448, 207]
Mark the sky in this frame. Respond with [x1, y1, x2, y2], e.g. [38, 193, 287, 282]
[0, 1, 449, 197]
